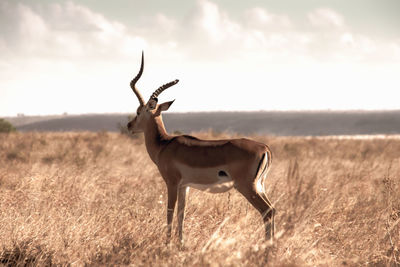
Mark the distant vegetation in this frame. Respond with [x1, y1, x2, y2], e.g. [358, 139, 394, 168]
[0, 118, 16, 133]
[0, 132, 399, 265]
[6, 110, 400, 136]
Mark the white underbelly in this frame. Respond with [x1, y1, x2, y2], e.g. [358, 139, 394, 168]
[185, 179, 234, 193]
[176, 162, 234, 194]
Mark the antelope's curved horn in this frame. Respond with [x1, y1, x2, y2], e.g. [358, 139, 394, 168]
[130, 51, 145, 106]
[150, 79, 179, 100]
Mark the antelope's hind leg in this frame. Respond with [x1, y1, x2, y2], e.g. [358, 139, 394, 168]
[259, 192, 275, 242]
[236, 183, 275, 242]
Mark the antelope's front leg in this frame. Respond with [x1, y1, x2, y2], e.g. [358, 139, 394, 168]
[177, 186, 187, 247]
[166, 184, 178, 245]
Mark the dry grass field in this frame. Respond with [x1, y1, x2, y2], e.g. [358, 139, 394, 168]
[0, 132, 399, 266]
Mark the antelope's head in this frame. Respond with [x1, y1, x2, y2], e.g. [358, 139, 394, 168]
[127, 52, 178, 134]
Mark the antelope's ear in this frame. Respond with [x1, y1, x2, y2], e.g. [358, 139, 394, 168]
[147, 98, 158, 110]
[155, 100, 175, 116]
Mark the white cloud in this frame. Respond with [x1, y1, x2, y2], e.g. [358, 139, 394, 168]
[308, 8, 345, 28]
[244, 7, 292, 29]
[0, 1, 147, 59]
[1, 0, 397, 64]
[185, 2, 400, 64]
[193, 0, 241, 43]
[186, 0, 301, 61]
[47, 1, 120, 32]
[340, 32, 354, 46]
[155, 13, 177, 34]
[17, 4, 48, 38]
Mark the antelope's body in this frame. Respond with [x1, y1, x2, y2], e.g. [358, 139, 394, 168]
[127, 52, 275, 246]
[159, 135, 271, 193]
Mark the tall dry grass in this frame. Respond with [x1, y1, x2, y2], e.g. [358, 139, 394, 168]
[0, 132, 399, 266]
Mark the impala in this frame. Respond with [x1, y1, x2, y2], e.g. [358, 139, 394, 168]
[127, 52, 275, 245]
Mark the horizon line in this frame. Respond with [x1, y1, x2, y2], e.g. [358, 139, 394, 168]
[3, 108, 400, 118]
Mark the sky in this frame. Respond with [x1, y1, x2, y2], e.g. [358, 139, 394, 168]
[0, 0, 399, 116]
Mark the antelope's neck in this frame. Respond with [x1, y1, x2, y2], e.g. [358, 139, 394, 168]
[143, 116, 171, 164]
